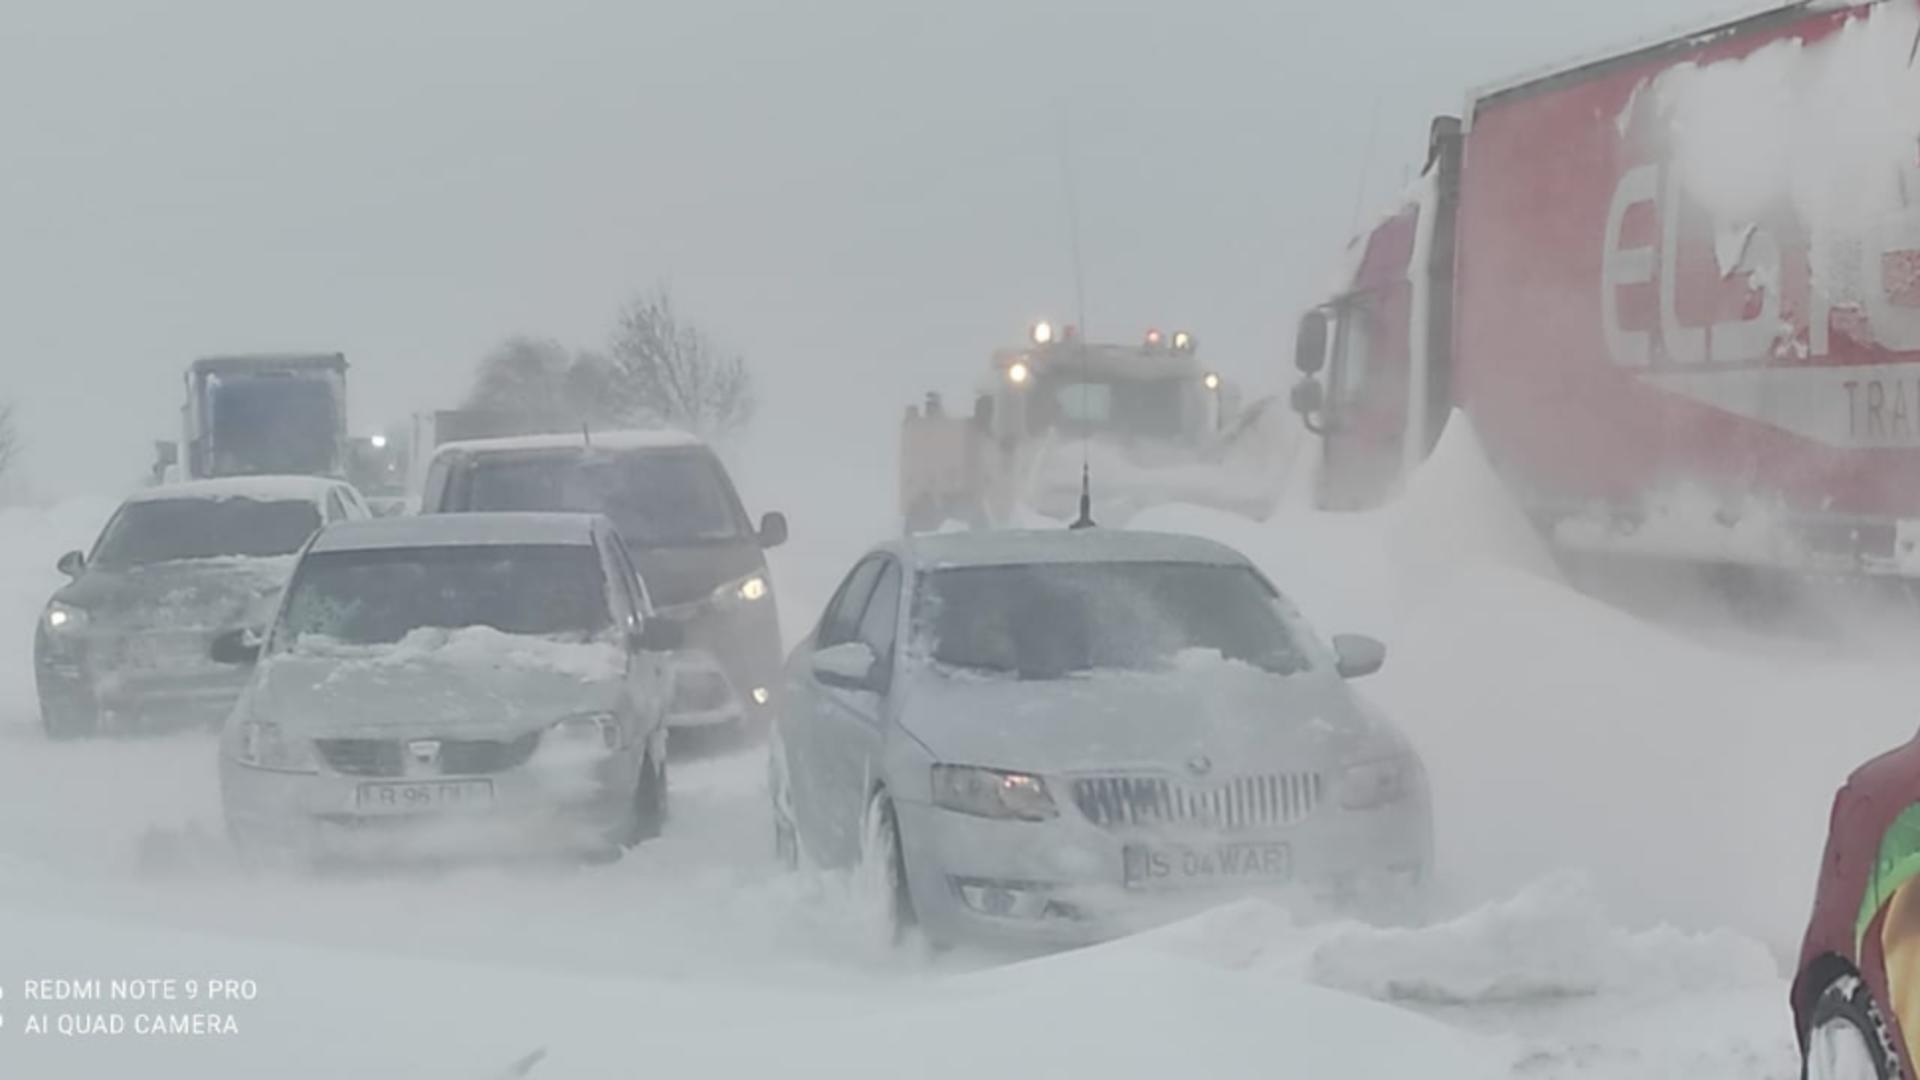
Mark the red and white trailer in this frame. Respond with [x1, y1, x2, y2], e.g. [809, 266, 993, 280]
[1294, 1, 1920, 579]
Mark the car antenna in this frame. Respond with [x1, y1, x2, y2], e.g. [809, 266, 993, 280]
[1069, 461, 1096, 530]
[1058, 103, 1096, 533]
[581, 421, 592, 449]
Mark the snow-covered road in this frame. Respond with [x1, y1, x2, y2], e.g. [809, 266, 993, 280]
[0, 424, 1891, 1078]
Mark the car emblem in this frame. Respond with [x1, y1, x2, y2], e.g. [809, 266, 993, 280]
[1186, 754, 1213, 777]
[408, 740, 441, 768]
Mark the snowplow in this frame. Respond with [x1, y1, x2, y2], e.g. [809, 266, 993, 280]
[901, 323, 1297, 532]
[1292, 0, 1920, 584]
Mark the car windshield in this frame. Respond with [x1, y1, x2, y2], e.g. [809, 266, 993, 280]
[462, 450, 749, 546]
[275, 544, 611, 649]
[89, 497, 322, 568]
[911, 561, 1318, 679]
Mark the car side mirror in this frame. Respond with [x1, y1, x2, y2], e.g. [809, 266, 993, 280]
[812, 641, 878, 691]
[209, 627, 263, 666]
[1332, 634, 1386, 679]
[55, 550, 86, 578]
[1295, 309, 1330, 375]
[758, 511, 789, 549]
[634, 619, 684, 653]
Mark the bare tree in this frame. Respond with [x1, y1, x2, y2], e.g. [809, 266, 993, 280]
[606, 287, 755, 439]
[0, 401, 17, 482]
[463, 336, 577, 416]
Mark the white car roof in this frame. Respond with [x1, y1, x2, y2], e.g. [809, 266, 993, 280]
[126, 475, 341, 504]
[899, 528, 1251, 571]
[308, 512, 605, 554]
[433, 428, 705, 459]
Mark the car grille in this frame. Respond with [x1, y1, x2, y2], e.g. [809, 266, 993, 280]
[315, 733, 542, 778]
[1071, 773, 1323, 831]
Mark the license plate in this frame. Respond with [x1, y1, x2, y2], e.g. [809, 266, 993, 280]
[354, 779, 494, 816]
[1123, 842, 1293, 889]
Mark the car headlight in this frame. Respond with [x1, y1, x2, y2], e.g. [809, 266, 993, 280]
[231, 719, 319, 774]
[1338, 755, 1417, 810]
[44, 602, 87, 635]
[711, 573, 770, 607]
[932, 765, 1057, 821]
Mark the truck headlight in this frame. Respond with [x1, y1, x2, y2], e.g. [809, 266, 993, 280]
[932, 765, 1057, 821]
[231, 719, 319, 774]
[44, 603, 87, 634]
[1338, 756, 1417, 810]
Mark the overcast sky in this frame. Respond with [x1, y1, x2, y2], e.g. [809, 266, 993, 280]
[2, 0, 1758, 497]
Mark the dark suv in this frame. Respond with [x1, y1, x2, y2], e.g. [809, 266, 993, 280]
[419, 431, 786, 734]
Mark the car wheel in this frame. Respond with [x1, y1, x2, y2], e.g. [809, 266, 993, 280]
[627, 753, 667, 845]
[853, 793, 914, 946]
[39, 689, 99, 741]
[1805, 973, 1901, 1080]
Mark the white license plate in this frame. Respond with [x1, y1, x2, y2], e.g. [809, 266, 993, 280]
[354, 779, 494, 816]
[1123, 842, 1292, 889]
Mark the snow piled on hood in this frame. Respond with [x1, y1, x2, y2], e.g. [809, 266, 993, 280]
[294, 626, 623, 681]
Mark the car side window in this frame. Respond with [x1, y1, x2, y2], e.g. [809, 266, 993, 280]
[598, 535, 639, 628]
[325, 491, 349, 522]
[610, 538, 653, 616]
[422, 456, 454, 512]
[857, 561, 901, 655]
[856, 560, 902, 677]
[341, 487, 369, 518]
[818, 557, 883, 649]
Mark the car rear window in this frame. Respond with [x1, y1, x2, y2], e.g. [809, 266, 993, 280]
[276, 544, 610, 647]
[911, 561, 1318, 679]
[91, 497, 322, 568]
[458, 449, 748, 547]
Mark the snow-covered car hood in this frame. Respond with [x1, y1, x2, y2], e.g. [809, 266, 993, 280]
[53, 557, 294, 635]
[242, 627, 627, 740]
[895, 655, 1396, 776]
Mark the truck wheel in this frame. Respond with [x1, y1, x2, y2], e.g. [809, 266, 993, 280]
[1805, 974, 1900, 1080]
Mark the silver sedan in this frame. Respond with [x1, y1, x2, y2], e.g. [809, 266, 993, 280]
[770, 528, 1432, 948]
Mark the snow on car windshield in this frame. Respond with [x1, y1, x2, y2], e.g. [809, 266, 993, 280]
[912, 561, 1316, 679]
[463, 450, 749, 547]
[276, 544, 611, 649]
[89, 497, 321, 568]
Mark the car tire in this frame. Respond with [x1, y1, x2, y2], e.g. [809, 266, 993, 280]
[854, 793, 914, 946]
[1804, 973, 1901, 1080]
[39, 688, 99, 741]
[628, 753, 667, 845]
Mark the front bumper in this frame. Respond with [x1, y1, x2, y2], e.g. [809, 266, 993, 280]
[660, 597, 782, 729]
[892, 795, 1432, 949]
[220, 746, 642, 863]
[36, 631, 248, 730]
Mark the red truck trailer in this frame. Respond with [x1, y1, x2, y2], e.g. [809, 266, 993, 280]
[1293, 1, 1920, 581]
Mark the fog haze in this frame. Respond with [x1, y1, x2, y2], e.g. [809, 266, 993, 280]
[4, 0, 1747, 495]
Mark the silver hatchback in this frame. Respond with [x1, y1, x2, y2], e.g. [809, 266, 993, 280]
[770, 529, 1431, 948]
